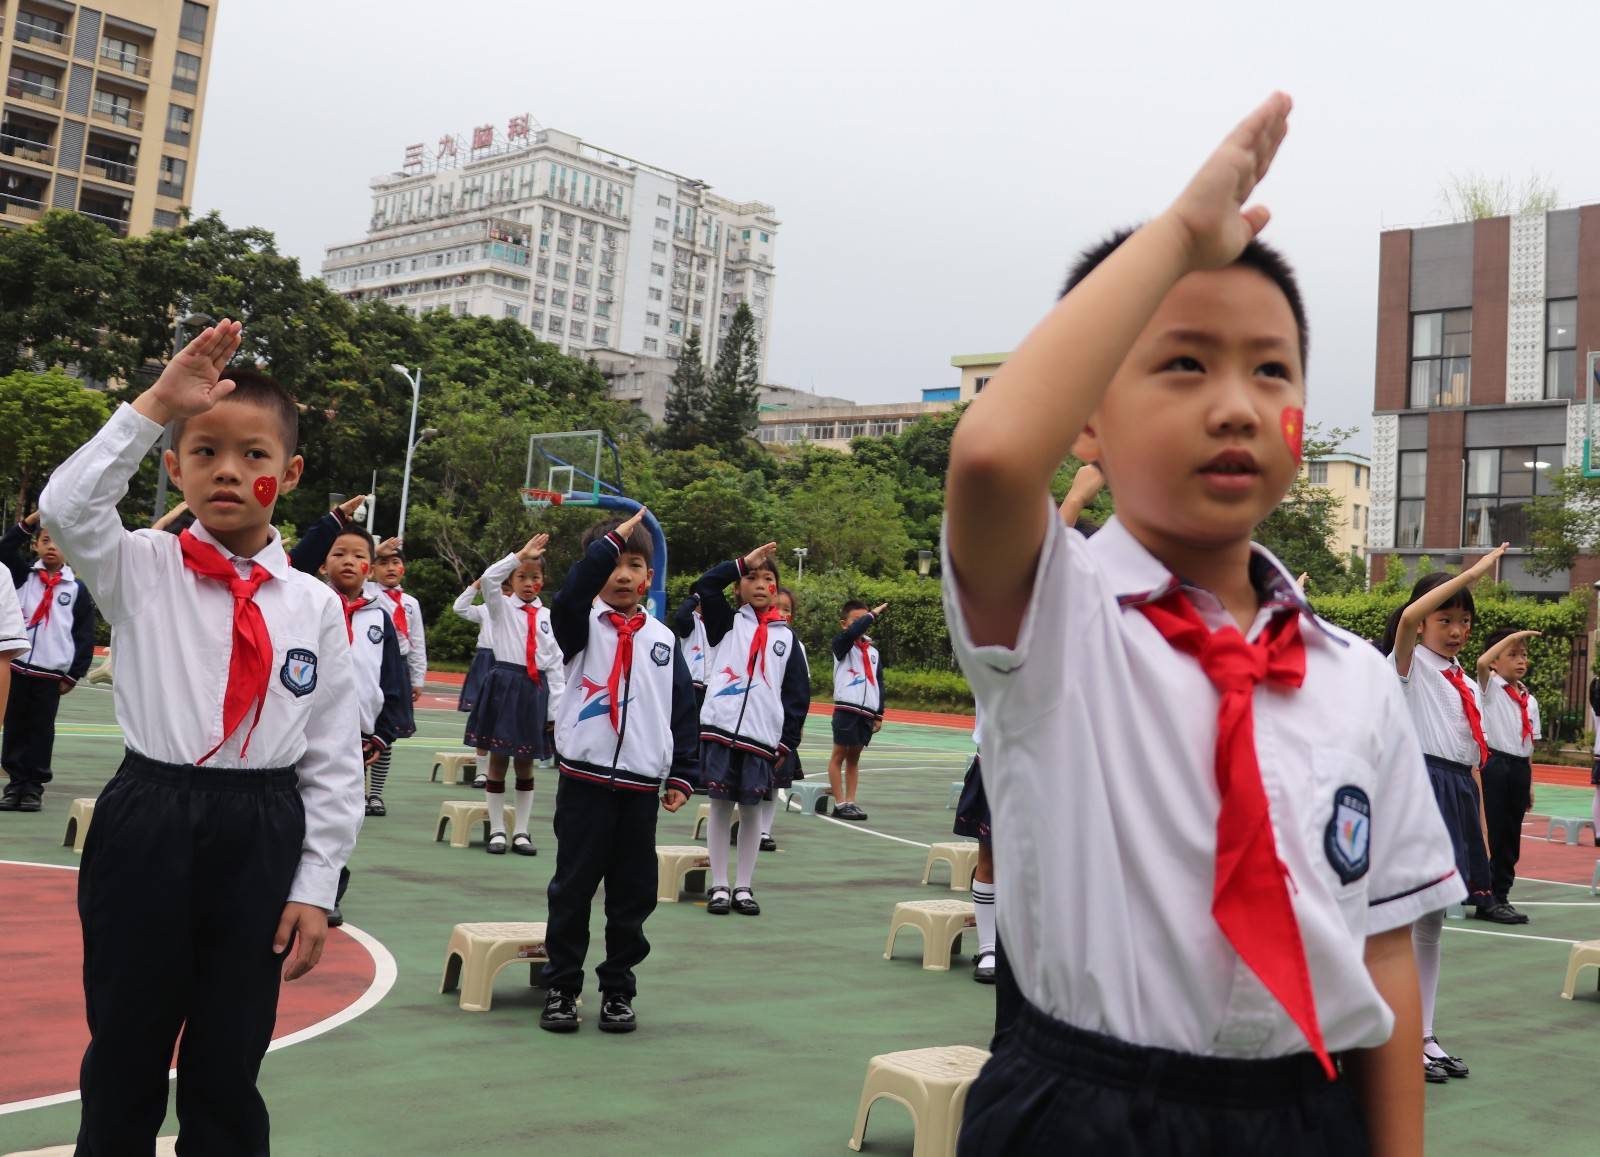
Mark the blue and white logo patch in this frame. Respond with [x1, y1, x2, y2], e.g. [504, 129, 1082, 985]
[651, 642, 671, 667]
[57, 590, 72, 605]
[280, 648, 318, 697]
[773, 640, 787, 656]
[367, 623, 384, 644]
[1324, 785, 1371, 885]
[541, 619, 551, 634]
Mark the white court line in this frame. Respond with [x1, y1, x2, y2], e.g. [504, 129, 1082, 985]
[1442, 925, 1578, 946]
[1497, 901, 1599, 907]
[814, 813, 932, 849]
[1518, 875, 1595, 890]
[0, 860, 398, 1118]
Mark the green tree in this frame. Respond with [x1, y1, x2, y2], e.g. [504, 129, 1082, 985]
[0, 369, 112, 510]
[704, 304, 761, 451]
[1527, 465, 1600, 576]
[776, 452, 913, 576]
[1254, 425, 1363, 593]
[656, 332, 710, 450]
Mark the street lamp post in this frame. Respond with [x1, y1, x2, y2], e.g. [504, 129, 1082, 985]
[390, 364, 423, 539]
[793, 546, 808, 581]
[153, 311, 214, 520]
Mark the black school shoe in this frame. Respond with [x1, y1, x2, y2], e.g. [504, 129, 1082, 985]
[834, 802, 869, 821]
[973, 953, 997, 984]
[1424, 1057, 1450, 1084]
[365, 795, 386, 817]
[598, 993, 637, 1034]
[759, 835, 777, 852]
[706, 886, 732, 915]
[1425, 1037, 1469, 1078]
[1474, 901, 1526, 925]
[511, 833, 537, 857]
[486, 832, 508, 855]
[540, 989, 580, 1033]
[731, 887, 761, 916]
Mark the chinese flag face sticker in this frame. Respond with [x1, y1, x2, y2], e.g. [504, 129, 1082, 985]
[1280, 407, 1304, 465]
[252, 476, 277, 507]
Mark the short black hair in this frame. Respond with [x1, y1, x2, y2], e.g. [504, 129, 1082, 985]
[171, 367, 300, 454]
[776, 585, 797, 611]
[746, 554, 780, 583]
[840, 599, 868, 618]
[1482, 626, 1526, 651]
[1062, 227, 1309, 370]
[331, 524, 374, 556]
[582, 516, 653, 565]
[1380, 573, 1476, 656]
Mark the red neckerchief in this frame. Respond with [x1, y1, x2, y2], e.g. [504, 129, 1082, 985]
[27, 568, 63, 628]
[1503, 681, 1533, 743]
[857, 636, 876, 686]
[521, 602, 542, 685]
[604, 609, 647, 732]
[339, 593, 365, 643]
[383, 588, 409, 640]
[747, 606, 785, 684]
[1441, 664, 1489, 765]
[1138, 590, 1332, 1080]
[179, 530, 273, 763]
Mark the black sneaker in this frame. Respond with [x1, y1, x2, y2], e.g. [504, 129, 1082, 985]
[759, 835, 777, 852]
[598, 993, 637, 1034]
[731, 887, 761, 916]
[1424, 1037, 1468, 1078]
[1500, 901, 1530, 924]
[15, 787, 41, 813]
[540, 989, 580, 1033]
[706, 886, 731, 915]
[0, 783, 22, 812]
[365, 795, 386, 817]
[1473, 902, 1522, 925]
[835, 803, 868, 822]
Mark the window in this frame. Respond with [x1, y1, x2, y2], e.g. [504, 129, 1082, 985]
[552, 289, 566, 307]
[655, 217, 670, 230]
[533, 284, 546, 303]
[575, 269, 590, 287]
[599, 275, 613, 292]
[807, 422, 837, 441]
[573, 295, 588, 314]
[102, 36, 143, 73]
[1409, 309, 1471, 407]
[173, 52, 201, 91]
[595, 302, 610, 319]
[1463, 445, 1564, 548]
[531, 310, 543, 328]
[593, 326, 609, 345]
[651, 263, 665, 277]
[1397, 450, 1426, 548]
[556, 238, 571, 256]
[179, 2, 210, 43]
[648, 287, 663, 302]
[167, 103, 192, 137]
[646, 312, 661, 326]
[644, 337, 659, 353]
[973, 376, 991, 394]
[653, 240, 668, 254]
[17, 11, 65, 43]
[668, 319, 683, 335]
[1354, 465, 1364, 487]
[504, 303, 521, 321]
[657, 195, 672, 208]
[839, 421, 868, 440]
[554, 262, 569, 280]
[1307, 461, 1328, 484]
[159, 156, 187, 193]
[536, 258, 548, 275]
[1546, 298, 1577, 399]
[570, 320, 584, 337]
[578, 244, 593, 263]
[548, 315, 563, 333]
[760, 231, 769, 242]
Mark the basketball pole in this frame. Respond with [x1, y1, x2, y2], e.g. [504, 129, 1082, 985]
[588, 494, 669, 623]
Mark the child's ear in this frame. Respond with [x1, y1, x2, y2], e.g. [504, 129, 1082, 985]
[280, 454, 305, 494]
[1071, 425, 1100, 465]
[646, 567, 656, 586]
[162, 448, 182, 491]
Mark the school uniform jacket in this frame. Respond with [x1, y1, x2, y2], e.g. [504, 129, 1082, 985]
[363, 583, 426, 693]
[669, 593, 709, 689]
[343, 594, 414, 750]
[479, 554, 566, 716]
[0, 521, 96, 686]
[831, 612, 884, 720]
[693, 559, 809, 762]
[39, 403, 365, 911]
[549, 529, 698, 795]
[452, 586, 495, 650]
[287, 509, 349, 575]
[0, 576, 24, 662]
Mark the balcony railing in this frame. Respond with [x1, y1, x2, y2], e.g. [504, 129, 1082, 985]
[84, 153, 136, 185]
[0, 132, 55, 165]
[15, 18, 68, 49]
[0, 193, 47, 221]
[99, 46, 153, 78]
[90, 100, 143, 130]
[6, 75, 65, 110]
[76, 206, 130, 236]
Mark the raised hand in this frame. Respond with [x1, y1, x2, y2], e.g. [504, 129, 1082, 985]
[23, 509, 40, 528]
[336, 494, 369, 520]
[1469, 543, 1510, 577]
[1164, 92, 1292, 271]
[871, 602, 890, 618]
[742, 541, 778, 571]
[519, 532, 550, 561]
[616, 506, 648, 541]
[150, 500, 189, 532]
[375, 536, 403, 559]
[135, 319, 244, 427]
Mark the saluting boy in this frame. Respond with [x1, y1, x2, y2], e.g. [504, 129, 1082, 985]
[943, 96, 1458, 1154]
[40, 321, 364, 1154]
[828, 599, 887, 821]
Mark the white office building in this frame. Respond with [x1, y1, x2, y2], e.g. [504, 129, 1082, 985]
[320, 120, 778, 378]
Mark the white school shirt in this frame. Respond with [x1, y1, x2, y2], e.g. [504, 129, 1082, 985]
[0, 577, 24, 660]
[38, 403, 365, 910]
[943, 512, 1461, 1060]
[1390, 645, 1481, 766]
[366, 582, 426, 690]
[479, 554, 566, 715]
[452, 586, 495, 650]
[1481, 671, 1539, 758]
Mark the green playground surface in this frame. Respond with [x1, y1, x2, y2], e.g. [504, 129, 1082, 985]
[4, 688, 1600, 1154]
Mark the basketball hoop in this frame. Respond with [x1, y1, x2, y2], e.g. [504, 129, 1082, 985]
[520, 487, 565, 509]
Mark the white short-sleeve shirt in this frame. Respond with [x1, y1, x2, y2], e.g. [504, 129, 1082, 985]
[942, 512, 1462, 1060]
[1481, 671, 1539, 758]
[1390, 644, 1481, 766]
[0, 576, 25, 659]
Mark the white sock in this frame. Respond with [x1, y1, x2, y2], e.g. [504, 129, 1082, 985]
[757, 797, 778, 839]
[485, 783, 507, 834]
[1413, 908, 1445, 1055]
[708, 798, 736, 889]
[513, 779, 535, 836]
[972, 879, 996, 958]
[735, 802, 761, 889]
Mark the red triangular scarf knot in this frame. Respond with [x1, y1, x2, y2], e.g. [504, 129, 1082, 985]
[856, 637, 876, 687]
[1442, 665, 1489, 765]
[746, 606, 785, 684]
[384, 588, 410, 640]
[27, 568, 62, 628]
[339, 594, 364, 644]
[521, 603, 542, 686]
[1504, 682, 1533, 743]
[179, 530, 274, 764]
[604, 610, 647, 733]
[1138, 592, 1333, 1080]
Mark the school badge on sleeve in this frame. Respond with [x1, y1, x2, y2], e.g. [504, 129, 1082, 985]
[367, 624, 385, 644]
[650, 642, 671, 667]
[1324, 785, 1371, 885]
[280, 648, 318, 697]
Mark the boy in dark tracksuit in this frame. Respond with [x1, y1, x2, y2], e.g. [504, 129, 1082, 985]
[0, 510, 97, 811]
[540, 507, 698, 1033]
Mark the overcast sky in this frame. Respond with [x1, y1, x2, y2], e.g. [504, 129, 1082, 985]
[191, 0, 1600, 455]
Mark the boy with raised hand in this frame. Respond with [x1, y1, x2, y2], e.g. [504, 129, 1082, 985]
[39, 319, 364, 1155]
[943, 95, 1456, 1155]
[0, 509, 96, 812]
[827, 598, 888, 820]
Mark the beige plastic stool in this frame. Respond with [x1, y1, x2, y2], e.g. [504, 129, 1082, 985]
[63, 798, 96, 854]
[921, 842, 979, 891]
[430, 751, 479, 785]
[1561, 939, 1600, 999]
[848, 1045, 990, 1157]
[6, 1142, 175, 1157]
[657, 845, 712, 903]
[690, 802, 739, 843]
[434, 801, 517, 848]
[884, 899, 977, 971]
[439, 921, 548, 1011]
